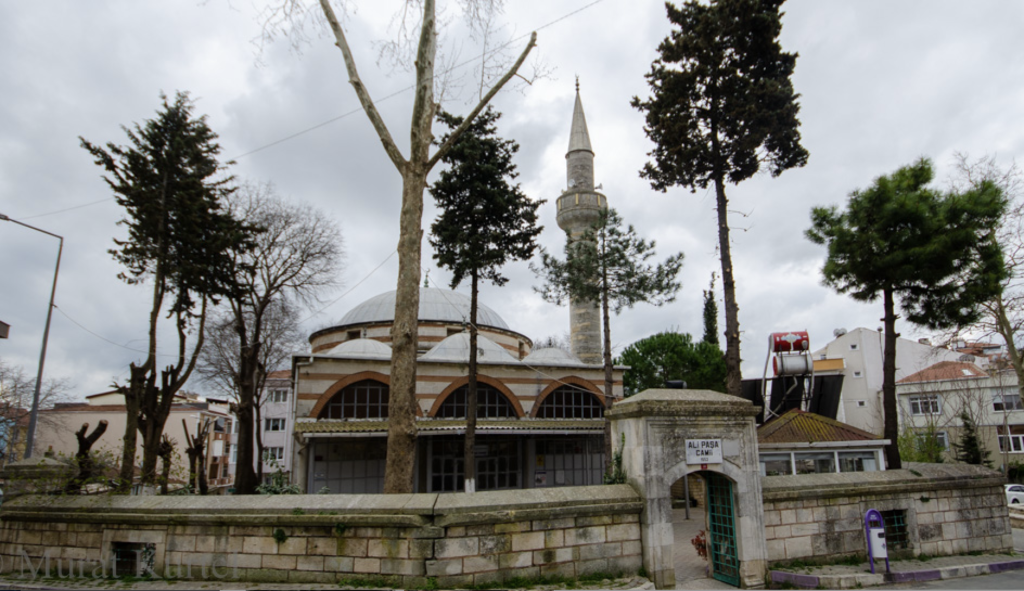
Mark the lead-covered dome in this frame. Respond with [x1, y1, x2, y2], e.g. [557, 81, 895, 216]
[338, 287, 509, 329]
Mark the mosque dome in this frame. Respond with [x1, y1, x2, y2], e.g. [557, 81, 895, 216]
[325, 338, 392, 359]
[338, 287, 510, 329]
[420, 332, 520, 364]
[522, 347, 585, 366]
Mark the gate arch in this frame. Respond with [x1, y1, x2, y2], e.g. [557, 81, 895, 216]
[607, 389, 767, 589]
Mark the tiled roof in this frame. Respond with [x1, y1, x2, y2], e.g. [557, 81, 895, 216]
[295, 418, 605, 434]
[758, 409, 879, 444]
[897, 361, 988, 384]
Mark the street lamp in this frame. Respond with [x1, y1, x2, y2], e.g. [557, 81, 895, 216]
[0, 213, 63, 460]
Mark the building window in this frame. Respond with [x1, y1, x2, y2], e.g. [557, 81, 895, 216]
[535, 386, 604, 419]
[850, 343, 858, 350]
[857, 400, 866, 407]
[268, 389, 288, 404]
[111, 542, 155, 577]
[231, 446, 237, 464]
[263, 447, 285, 462]
[909, 395, 941, 416]
[759, 453, 793, 476]
[853, 371, 863, 378]
[993, 389, 1024, 412]
[435, 384, 517, 418]
[998, 433, 1024, 453]
[221, 463, 230, 478]
[935, 431, 949, 450]
[838, 451, 878, 472]
[794, 452, 835, 475]
[881, 510, 909, 549]
[347, 330, 361, 340]
[264, 418, 286, 432]
[320, 379, 389, 419]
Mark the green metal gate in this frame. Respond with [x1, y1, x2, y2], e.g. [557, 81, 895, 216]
[706, 472, 740, 586]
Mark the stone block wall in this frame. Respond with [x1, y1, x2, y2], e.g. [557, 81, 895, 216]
[761, 463, 1012, 564]
[0, 485, 642, 587]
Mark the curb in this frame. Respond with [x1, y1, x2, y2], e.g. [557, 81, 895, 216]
[770, 559, 1024, 589]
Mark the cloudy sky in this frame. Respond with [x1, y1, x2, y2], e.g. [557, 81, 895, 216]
[2, 0, 1023, 398]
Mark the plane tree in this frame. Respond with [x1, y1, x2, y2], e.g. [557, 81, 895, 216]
[259, 0, 536, 493]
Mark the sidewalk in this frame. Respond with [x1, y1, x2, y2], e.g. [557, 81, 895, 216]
[770, 528, 1024, 590]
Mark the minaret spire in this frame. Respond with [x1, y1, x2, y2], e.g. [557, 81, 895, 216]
[555, 82, 607, 365]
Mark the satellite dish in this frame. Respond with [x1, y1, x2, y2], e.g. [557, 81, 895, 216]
[959, 354, 975, 363]
[833, 328, 847, 337]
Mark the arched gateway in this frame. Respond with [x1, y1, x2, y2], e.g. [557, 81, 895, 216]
[607, 389, 767, 589]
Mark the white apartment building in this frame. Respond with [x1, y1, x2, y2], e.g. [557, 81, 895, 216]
[227, 369, 294, 484]
[812, 327, 986, 435]
[896, 361, 1023, 470]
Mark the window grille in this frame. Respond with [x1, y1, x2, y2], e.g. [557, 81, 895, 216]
[321, 380, 389, 419]
[881, 509, 909, 549]
[535, 385, 604, 418]
[435, 384, 517, 418]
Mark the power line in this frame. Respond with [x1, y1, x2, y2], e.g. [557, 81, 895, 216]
[297, 249, 397, 326]
[53, 305, 184, 360]
[14, 0, 609, 220]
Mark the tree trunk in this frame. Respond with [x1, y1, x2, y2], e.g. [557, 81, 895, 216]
[464, 273, 479, 493]
[713, 177, 742, 398]
[158, 435, 174, 494]
[116, 365, 146, 491]
[255, 396, 265, 484]
[66, 420, 108, 494]
[882, 287, 902, 470]
[601, 250, 614, 475]
[383, 166, 427, 494]
[234, 342, 260, 494]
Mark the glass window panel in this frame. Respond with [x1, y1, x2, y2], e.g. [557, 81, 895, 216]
[794, 452, 835, 474]
[759, 453, 792, 476]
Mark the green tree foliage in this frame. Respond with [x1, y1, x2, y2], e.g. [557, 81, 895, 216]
[534, 209, 683, 466]
[952, 411, 993, 467]
[806, 158, 1007, 470]
[80, 91, 251, 489]
[617, 332, 726, 396]
[702, 273, 720, 346]
[632, 0, 808, 399]
[897, 424, 946, 464]
[429, 106, 543, 493]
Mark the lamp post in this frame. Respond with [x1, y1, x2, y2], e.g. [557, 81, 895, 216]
[0, 213, 63, 460]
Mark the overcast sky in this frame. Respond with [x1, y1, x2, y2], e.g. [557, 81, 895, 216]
[3, 0, 1023, 398]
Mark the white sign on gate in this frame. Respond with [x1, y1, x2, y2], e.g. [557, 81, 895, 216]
[686, 439, 723, 464]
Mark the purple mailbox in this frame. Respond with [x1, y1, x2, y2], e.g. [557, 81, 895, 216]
[864, 509, 889, 574]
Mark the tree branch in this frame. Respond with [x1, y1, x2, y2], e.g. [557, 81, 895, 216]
[318, 0, 406, 170]
[428, 31, 537, 170]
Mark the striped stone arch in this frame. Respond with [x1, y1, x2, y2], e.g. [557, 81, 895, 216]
[308, 371, 423, 418]
[530, 376, 606, 418]
[427, 375, 524, 418]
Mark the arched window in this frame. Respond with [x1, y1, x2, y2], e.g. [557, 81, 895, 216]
[535, 385, 604, 419]
[435, 384, 517, 418]
[319, 380, 389, 419]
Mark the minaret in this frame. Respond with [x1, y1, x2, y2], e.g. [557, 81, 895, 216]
[556, 81, 607, 364]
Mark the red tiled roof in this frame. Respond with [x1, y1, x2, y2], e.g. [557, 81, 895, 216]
[897, 361, 987, 384]
[758, 409, 879, 444]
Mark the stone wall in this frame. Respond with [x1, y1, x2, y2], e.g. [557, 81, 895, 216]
[761, 463, 1012, 564]
[0, 485, 642, 586]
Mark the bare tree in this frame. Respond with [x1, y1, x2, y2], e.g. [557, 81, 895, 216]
[0, 359, 72, 466]
[64, 421, 109, 494]
[183, 418, 212, 495]
[257, 0, 536, 493]
[199, 182, 342, 494]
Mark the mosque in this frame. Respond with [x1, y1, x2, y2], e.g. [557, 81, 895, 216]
[290, 89, 623, 494]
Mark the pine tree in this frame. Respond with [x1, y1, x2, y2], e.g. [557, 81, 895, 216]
[632, 0, 808, 399]
[953, 411, 993, 467]
[80, 91, 252, 489]
[534, 208, 683, 469]
[429, 106, 543, 493]
[807, 158, 1006, 469]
